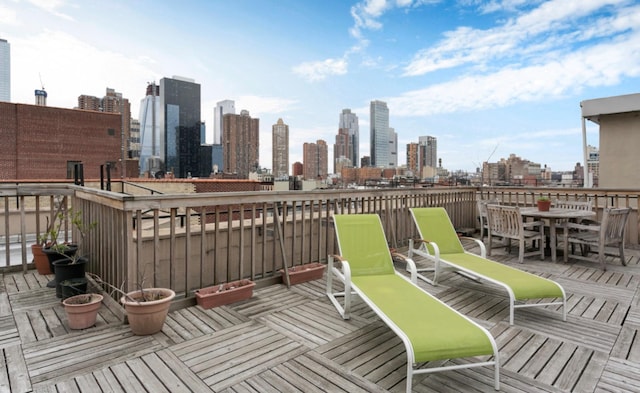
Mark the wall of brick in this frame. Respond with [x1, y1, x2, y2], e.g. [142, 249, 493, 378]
[0, 102, 122, 180]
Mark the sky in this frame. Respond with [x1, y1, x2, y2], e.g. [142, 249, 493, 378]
[2, 0, 639, 173]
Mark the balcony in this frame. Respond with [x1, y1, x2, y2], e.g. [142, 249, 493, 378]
[1, 183, 639, 391]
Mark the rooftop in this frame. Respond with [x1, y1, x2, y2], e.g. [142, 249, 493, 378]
[2, 242, 639, 392]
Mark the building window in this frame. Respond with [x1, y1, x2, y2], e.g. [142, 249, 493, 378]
[108, 128, 116, 136]
[66, 161, 82, 179]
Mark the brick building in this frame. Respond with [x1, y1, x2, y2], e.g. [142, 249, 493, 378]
[0, 102, 122, 180]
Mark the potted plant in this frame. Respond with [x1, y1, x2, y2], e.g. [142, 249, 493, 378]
[279, 263, 326, 285]
[31, 233, 52, 275]
[62, 293, 103, 330]
[537, 196, 552, 212]
[44, 208, 96, 298]
[195, 279, 255, 309]
[88, 273, 175, 336]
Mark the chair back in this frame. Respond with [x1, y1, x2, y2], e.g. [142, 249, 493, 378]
[600, 207, 631, 245]
[554, 200, 592, 211]
[333, 214, 395, 277]
[486, 204, 523, 239]
[477, 199, 498, 222]
[410, 208, 465, 254]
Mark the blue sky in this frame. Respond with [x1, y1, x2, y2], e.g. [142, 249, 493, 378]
[2, 0, 639, 173]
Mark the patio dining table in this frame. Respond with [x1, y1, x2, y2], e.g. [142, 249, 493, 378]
[520, 207, 596, 262]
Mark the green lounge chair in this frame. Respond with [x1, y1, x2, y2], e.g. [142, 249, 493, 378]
[409, 207, 566, 326]
[327, 214, 499, 392]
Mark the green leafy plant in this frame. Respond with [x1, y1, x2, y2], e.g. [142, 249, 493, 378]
[537, 196, 551, 202]
[44, 207, 96, 263]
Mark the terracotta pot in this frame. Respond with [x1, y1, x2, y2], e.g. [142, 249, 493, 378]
[121, 288, 175, 335]
[537, 200, 551, 212]
[31, 244, 52, 275]
[195, 279, 255, 309]
[63, 293, 103, 330]
[280, 263, 326, 285]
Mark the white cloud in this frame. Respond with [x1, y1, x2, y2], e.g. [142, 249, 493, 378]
[349, 0, 437, 39]
[0, 5, 20, 27]
[27, 0, 75, 21]
[389, 30, 640, 116]
[291, 58, 348, 82]
[12, 30, 157, 113]
[403, 0, 635, 76]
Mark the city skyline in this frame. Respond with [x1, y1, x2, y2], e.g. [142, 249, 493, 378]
[2, 1, 639, 172]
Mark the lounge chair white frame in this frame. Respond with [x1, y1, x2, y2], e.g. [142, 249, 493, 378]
[327, 214, 500, 392]
[409, 207, 567, 326]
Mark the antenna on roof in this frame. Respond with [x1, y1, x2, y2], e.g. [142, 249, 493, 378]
[39, 72, 45, 90]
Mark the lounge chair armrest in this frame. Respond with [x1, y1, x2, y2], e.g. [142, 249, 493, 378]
[330, 254, 347, 263]
[392, 252, 418, 283]
[460, 236, 487, 258]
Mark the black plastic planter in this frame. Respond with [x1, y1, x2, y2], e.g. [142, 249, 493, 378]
[42, 245, 78, 288]
[52, 258, 87, 298]
[60, 277, 88, 300]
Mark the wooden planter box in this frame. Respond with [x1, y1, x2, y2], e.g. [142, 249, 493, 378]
[280, 263, 326, 285]
[195, 279, 255, 309]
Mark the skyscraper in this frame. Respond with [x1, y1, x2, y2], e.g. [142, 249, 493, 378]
[160, 76, 202, 178]
[389, 127, 397, 168]
[339, 109, 359, 167]
[370, 100, 390, 168]
[139, 83, 161, 176]
[303, 140, 328, 180]
[334, 128, 351, 173]
[0, 39, 10, 102]
[419, 136, 437, 168]
[406, 142, 419, 176]
[223, 110, 259, 178]
[214, 100, 235, 145]
[272, 118, 289, 179]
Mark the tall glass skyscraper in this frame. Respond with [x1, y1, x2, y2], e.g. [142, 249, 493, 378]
[160, 76, 202, 178]
[0, 39, 10, 102]
[339, 109, 359, 168]
[370, 100, 390, 168]
[139, 83, 161, 176]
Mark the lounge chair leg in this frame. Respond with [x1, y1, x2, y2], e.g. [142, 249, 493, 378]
[620, 244, 627, 266]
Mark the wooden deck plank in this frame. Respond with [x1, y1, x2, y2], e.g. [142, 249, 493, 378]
[2, 245, 640, 392]
[595, 358, 640, 393]
[553, 346, 594, 391]
[109, 362, 147, 392]
[154, 349, 214, 392]
[4, 344, 31, 393]
[125, 357, 170, 393]
[74, 374, 101, 392]
[91, 368, 125, 393]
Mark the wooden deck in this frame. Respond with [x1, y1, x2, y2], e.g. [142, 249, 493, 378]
[1, 244, 639, 392]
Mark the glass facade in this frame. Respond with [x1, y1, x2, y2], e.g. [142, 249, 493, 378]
[339, 109, 359, 168]
[370, 100, 390, 167]
[138, 92, 161, 175]
[0, 39, 10, 102]
[159, 77, 202, 178]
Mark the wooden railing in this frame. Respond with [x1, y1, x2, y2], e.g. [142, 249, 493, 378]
[0, 183, 476, 297]
[2, 183, 639, 300]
